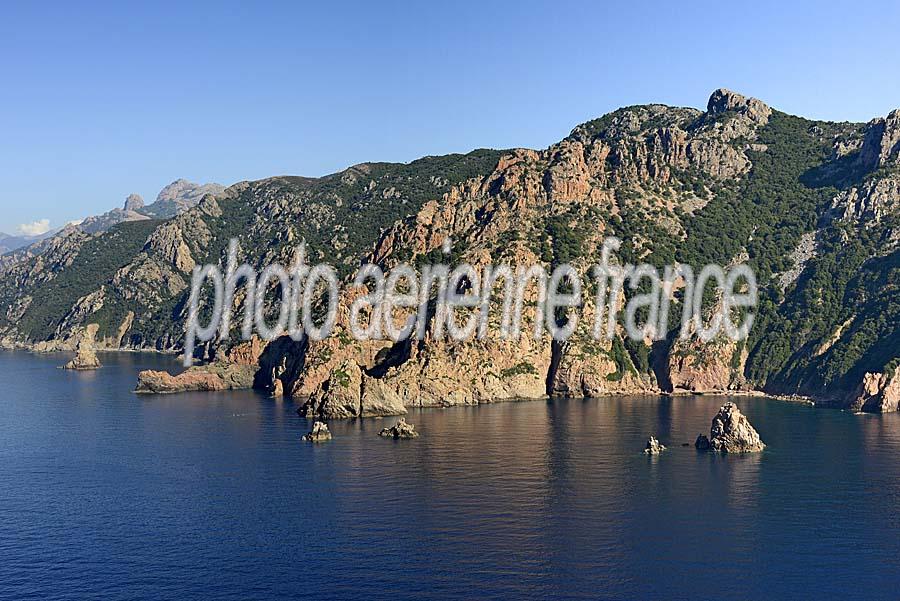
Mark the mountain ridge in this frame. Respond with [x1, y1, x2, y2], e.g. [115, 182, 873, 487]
[2, 89, 898, 413]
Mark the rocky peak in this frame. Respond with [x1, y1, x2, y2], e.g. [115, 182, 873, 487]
[706, 88, 771, 125]
[858, 109, 900, 171]
[569, 104, 700, 143]
[156, 179, 192, 203]
[123, 193, 144, 212]
[156, 179, 225, 204]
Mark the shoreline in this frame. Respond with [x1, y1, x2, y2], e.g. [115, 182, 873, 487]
[0, 346, 844, 412]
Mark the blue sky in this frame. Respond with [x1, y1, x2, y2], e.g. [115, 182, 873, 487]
[1, 0, 899, 235]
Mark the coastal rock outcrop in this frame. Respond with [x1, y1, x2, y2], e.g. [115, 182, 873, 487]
[3, 90, 896, 415]
[706, 402, 765, 453]
[379, 418, 419, 439]
[667, 310, 748, 393]
[135, 363, 256, 393]
[62, 325, 101, 370]
[298, 361, 408, 418]
[644, 436, 665, 455]
[694, 434, 711, 450]
[846, 371, 900, 413]
[301, 421, 332, 442]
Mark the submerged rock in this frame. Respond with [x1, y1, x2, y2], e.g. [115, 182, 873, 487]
[302, 421, 332, 442]
[694, 434, 710, 450]
[644, 436, 666, 455]
[379, 418, 419, 439]
[707, 402, 765, 453]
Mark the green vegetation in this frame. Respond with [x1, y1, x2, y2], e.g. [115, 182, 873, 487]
[333, 366, 351, 388]
[606, 336, 637, 381]
[501, 361, 538, 379]
[277, 149, 503, 277]
[11, 221, 161, 340]
[624, 337, 651, 375]
[677, 112, 840, 278]
[1, 99, 896, 401]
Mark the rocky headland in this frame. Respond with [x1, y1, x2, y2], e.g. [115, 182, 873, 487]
[0, 89, 896, 418]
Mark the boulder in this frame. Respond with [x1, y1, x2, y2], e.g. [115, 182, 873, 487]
[694, 434, 710, 450]
[379, 418, 419, 439]
[644, 436, 666, 455]
[302, 421, 332, 442]
[706, 402, 765, 453]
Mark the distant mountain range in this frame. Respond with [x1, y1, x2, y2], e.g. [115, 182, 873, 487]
[0, 179, 224, 268]
[0, 230, 57, 254]
[75, 179, 227, 235]
[1, 90, 897, 413]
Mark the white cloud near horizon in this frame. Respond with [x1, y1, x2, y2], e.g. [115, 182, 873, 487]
[16, 219, 51, 237]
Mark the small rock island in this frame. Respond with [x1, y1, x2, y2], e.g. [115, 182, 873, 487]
[696, 402, 765, 453]
[644, 436, 666, 455]
[379, 418, 419, 439]
[302, 421, 333, 442]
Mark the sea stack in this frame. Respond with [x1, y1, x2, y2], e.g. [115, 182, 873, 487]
[705, 402, 765, 453]
[62, 325, 102, 370]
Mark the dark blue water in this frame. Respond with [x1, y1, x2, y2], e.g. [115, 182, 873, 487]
[2, 351, 900, 599]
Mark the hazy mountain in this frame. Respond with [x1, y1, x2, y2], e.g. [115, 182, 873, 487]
[0, 230, 58, 255]
[77, 179, 226, 235]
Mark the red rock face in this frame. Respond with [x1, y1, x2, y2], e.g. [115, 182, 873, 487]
[225, 336, 266, 366]
[135, 370, 227, 393]
[847, 371, 900, 413]
[135, 363, 257, 394]
[667, 335, 745, 394]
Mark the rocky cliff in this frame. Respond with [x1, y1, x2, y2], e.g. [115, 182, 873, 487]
[1, 89, 897, 415]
